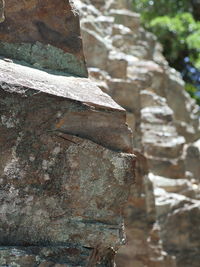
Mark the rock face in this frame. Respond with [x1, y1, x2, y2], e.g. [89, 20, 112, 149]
[0, 0, 4, 22]
[0, 0, 87, 77]
[77, 0, 200, 266]
[115, 151, 176, 267]
[1, 0, 200, 266]
[0, 1, 136, 266]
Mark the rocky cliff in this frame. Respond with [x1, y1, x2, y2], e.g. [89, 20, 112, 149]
[0, 1, 136, 266]
[76, 0, 200, 266]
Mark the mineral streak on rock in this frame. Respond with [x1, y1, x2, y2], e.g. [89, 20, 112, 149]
[0, 0, 88, 77]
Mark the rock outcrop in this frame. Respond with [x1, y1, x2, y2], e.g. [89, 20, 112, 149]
[0, 0, 4, 22]
[0, 0, 87, 77]
[0, 1, 136, 266]
[1, 0, 200, 266]
[77, 0, 200, 266]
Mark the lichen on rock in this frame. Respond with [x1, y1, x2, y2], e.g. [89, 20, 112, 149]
[0, 1, 136, 266]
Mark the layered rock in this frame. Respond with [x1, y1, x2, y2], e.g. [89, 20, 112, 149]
[0, 1, 136, 266]
[0, 0, 87, 77]
[115, 151, 176, 267]
[0, 0, 4, 22]
[77, 0, 200, 266]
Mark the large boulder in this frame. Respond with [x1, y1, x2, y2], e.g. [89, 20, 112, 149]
[0, 58, 135, 266]
[0, 0, 87, 77]
[0, 1, 136, 266]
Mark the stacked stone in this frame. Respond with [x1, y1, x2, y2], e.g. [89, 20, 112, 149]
[78, 0, 200, 266]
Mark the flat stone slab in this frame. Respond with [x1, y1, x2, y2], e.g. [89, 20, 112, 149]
[0, 58, 122, 110]
[0, 59, 133, 152]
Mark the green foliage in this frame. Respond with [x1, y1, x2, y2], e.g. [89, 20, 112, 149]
[132, 0, 200, 105]
[149, 13, 200, 67]
[185, 83, 200, 106]
[132, 0, 200, 68]
[132, 0, 194, 21]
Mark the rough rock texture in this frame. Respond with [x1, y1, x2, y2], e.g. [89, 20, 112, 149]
[77, 0, 200, 266]
[0, 0, 87, 77]
[0, 0, 4, 22]
[0, 1, 136, 266]
[115, 151, 176, 267]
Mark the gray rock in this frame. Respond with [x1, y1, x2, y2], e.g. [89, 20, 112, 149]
[0, 58, 135, 266]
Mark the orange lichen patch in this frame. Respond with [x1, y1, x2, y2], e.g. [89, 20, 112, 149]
[55, 118, 65, 129]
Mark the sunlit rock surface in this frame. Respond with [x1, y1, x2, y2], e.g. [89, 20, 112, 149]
[0, 71, 135, 261]
[0, 1, 136, 266]
[78, 0, 200, 266]
[0, 0, 87, 77]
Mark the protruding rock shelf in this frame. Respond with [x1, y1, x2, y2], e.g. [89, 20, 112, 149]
[0, 1, 136, 266]
[0, 58, 132, 153]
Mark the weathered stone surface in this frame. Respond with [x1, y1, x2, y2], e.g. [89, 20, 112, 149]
[184, 140, 200, 181]
[158, 198, 200, 267]
[147, 156, 185, 179]
[110, 9, 140, 31]
[81, 28, 109, 70]
[0, 58, 135, 265]
[107, 79, 141, 113]
[107, 52, 127, 79]
[0, 3, 136, 264]
[79, 0, 200, 266]
[116, 152, 176, 267]
[0, 245, 118, 266]
[0, 0, 87, 77]
[1, 0, 199, 265]
[0, 58, 133, 153]
[0, 0, 4, 22]
[164, 69, 200, 141]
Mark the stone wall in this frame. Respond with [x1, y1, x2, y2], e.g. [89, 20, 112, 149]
[77, 0, 200, 266]
[0, 1, 136, 266]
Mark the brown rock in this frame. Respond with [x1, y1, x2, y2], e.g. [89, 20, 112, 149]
[0, 57, 135, 266]
[107, 52, 128, 79]
[116, 152, 176, 267]
[0, 0, 4, 22]
[79, 1, 200, 266]
[81, 27, 110, 70]
[0, 0, 87, 77]
[159, 199, 200, 267]
[185, 141, 200, 181]
[110, 9, 140, 31]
